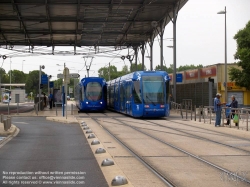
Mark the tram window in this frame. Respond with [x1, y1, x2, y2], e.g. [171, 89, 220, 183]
[111, 85, 114, 107]
[82, 86, 85, 100]
[126, 84, 131, 101]
[102, 85, 106, 100]
[86, 82, 102, 101]
[120, 84, 124, 103]
[133, 81, 142, 104]
[142, 76, 164, 104]
[115, 84, 119, 102]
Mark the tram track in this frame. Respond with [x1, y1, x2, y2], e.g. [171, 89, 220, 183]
[94, 117, 250, 186]
[115, 118, 250, 154]
[92, 117, 176, 187]
[167, 118, 250, 141]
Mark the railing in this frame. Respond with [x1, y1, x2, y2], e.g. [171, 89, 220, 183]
[33, 99, 43, 116]
[170, 103, 249, 131]
[170, 102, 183, 118]
[170, 101, 195, 120]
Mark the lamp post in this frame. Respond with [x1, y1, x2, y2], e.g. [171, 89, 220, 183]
[22, 60, 25, 72]
[48, 75, 52, 101]
[10, 57, 12, 90]
[39, 65, 45, 111]
[217, 6, 227, 102]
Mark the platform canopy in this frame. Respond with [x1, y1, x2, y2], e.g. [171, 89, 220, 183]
[0, 0, 187, 49]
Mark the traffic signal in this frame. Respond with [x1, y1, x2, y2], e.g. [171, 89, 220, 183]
[40, 84, 43, 89]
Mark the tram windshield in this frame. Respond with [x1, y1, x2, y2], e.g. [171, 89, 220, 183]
[142, 76, 164, 105]
[86, 82, 102, 101]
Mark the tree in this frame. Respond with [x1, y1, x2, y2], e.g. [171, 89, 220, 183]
[155, 65, 173, 73]
[98, 65, 119, 81]
[0, 68, 8, 83]
[8, 69, 27, 84]
[177, 64, 203, 71]
[130, 63, 146, 72]
[121, 65, 130, 75]
[25, 70, 39, 95]
[54, 78, 63, 89]
[154, 64, 203, 74]
[25, 70, 47, 95]
[229, 21, 250, 89]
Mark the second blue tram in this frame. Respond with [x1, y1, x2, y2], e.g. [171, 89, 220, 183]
[75, 77, 107, 112]
[107, 71, 170, 118]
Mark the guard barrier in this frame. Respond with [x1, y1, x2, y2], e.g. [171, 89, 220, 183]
[170, 102, 249, 131]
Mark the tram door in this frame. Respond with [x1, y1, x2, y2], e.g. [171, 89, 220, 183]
[125, 82, 132, 115]
[120, 83, 125, 112]
[114, 83, 119, 111]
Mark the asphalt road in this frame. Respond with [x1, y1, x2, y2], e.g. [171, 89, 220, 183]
[0, 117, 108, 187]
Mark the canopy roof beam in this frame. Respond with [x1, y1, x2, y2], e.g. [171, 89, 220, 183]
[11, 0, 31, 45]
[45, 0, 54, 50]
[118, 1, 148, 45]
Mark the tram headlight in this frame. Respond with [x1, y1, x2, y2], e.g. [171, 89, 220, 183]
[100, 102, 103, 104]
[144, 105, 149, 108]
[160, 105, 165, 108]
[86, 102, 88, 104]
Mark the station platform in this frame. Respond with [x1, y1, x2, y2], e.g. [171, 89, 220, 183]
[0, 102, 250, 187]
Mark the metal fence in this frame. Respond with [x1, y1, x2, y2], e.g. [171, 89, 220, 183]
[170, 101, 249, 131]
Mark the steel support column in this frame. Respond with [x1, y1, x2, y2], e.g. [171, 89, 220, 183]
[134, 47, 138, 71]
[172, 2, 180, 102]
[160, 25, 164, 70]
[141, 44, 145, 71]
[149, 38, 154, 71]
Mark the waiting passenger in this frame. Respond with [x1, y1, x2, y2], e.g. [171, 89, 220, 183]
[214, 93, 226, 127]
[225, 95, 238, 126]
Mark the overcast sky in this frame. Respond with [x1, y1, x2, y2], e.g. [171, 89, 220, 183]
[0, 0, 250, 81]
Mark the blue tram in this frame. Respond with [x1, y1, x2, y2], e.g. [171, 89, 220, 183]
[107, 71, 171, 118]
[75, 77, 107, 112]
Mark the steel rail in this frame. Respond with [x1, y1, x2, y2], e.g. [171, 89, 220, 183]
[92, 117, 176, 187]
[111, 118, 250, 185]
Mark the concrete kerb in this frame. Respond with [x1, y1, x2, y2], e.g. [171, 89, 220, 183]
[0, 123, 17, 136]
[77, 118, 134, 187]
[46, 116, 78, 124]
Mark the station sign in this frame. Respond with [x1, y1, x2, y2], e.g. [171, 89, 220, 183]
[70, 73, 80, 78]
[57, 73, 79, 79]
[200, 66, 216, 78]
[168, 73, 182, 82]
[41, 74, 48, 84]
[49, 81, 54, 88]
[185, 70, 198, 80]
[176, 73, 183, 83]
[57, 73, 64, 79]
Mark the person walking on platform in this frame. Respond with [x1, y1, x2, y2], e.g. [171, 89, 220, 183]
[49, 92, 53, 109]
[226, 95, 238, 126]
[214, 93, 226, 127]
